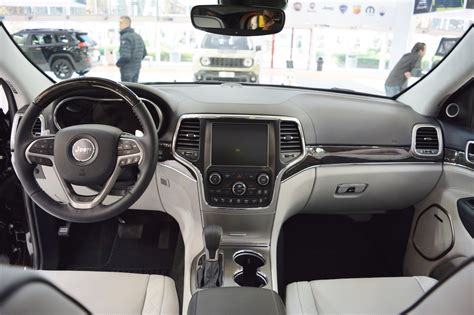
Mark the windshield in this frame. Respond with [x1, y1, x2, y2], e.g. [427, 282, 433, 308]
[1, 0, 472, 97]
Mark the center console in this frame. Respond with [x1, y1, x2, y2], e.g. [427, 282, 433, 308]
[173, 115, 304, 313]
[174, 115, 304, 211]
[206, 122, 275, 208]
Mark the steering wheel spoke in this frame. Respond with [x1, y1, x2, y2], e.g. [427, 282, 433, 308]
[25, 136, 55, 167]
[55, 160, 123, 210]
[117, 135, 144, 167]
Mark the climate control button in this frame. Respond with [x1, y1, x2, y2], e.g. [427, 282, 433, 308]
[257, 173, 270, 186]
[232, 182, 247, 196]
[209, 172, 222, 185]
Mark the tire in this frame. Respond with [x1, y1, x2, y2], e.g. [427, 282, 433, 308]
[51, 58, 74, 80]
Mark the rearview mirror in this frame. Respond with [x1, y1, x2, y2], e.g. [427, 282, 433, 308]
[191, 5, 285, 36]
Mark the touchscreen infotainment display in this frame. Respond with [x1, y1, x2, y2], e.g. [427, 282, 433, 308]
[212, 123, 268, 166]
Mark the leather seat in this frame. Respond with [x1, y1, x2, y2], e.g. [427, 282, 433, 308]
[286, 260, 473, 315]
[286, 276, 437, 315]
[0, 267, 179, 315]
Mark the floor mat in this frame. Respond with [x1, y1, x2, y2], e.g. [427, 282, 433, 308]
[58, 210, 181, 275]
[277, 210, 414, 295]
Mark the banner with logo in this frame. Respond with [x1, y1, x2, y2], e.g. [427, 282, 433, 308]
[285, 0, 398, 30]
[413, 0, 466, 14]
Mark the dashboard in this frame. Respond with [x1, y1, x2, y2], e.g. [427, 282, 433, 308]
[18, 81, 467, 246]
[22, 82, 456, 217]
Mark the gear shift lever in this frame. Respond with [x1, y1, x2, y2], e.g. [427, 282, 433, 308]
[204, 225, 223, 261]
[197, 225, 224, 288]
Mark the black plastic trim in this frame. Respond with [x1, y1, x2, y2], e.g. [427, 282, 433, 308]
[457, 198, 474, 238]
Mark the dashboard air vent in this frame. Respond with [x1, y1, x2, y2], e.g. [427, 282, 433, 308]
[32, 118, 43, 136]
[175, 118, 201, 161]
[413, 125, 441, 156]
[280, 121, 303, 163]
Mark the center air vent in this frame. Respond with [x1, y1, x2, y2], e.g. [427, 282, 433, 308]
[413, 125, 441, 156]
[280, 121, 303, 163]
[175, 118, 201, 161]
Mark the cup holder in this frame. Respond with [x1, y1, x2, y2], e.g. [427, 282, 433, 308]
[233, 250, 267, 288]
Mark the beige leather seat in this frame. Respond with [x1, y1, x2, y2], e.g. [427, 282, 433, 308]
[0, 267, 179, 315]
[286, 260, 473, 315]
[286, 277, 436, 315]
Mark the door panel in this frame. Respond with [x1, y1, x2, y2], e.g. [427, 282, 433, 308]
[404, 164, 473, 277]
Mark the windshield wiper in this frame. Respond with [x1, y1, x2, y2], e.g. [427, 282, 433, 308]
[330, 87, 356, 93]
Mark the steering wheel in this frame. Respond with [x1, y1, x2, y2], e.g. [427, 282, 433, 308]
[13, 77, 158, 223]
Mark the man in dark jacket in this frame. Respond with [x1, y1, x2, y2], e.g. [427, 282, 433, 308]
[385, 42, 426, 97]
[116, 16, 147, 82]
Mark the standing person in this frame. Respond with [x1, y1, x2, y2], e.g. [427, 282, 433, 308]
[116, 16, 147, 82]
[384, 42, 426, 97]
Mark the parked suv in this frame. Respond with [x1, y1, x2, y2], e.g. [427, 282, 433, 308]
[12, 29, 97, 79]
[193, 34, 261, 83]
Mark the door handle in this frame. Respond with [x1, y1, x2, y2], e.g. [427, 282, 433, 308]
[466, 141, 474, 164]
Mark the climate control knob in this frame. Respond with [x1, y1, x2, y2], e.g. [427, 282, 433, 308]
[257, 173, 270, 186]
[209, 172, 222, 185]
[232, 182, 247, 196]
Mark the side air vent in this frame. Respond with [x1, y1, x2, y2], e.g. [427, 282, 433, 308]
[412, 125, 442, 157]
[32, 118, 43, 136]
[10, 114, 44, 151]
[175, 118, 201, 161]
[280, 121, 303, 163]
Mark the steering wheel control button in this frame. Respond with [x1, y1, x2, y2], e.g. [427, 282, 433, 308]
[232, 182, 247, 196]
[29, 139, 54, 155]
[118, 139, 141, 156]
[257, 173, 270, 186]
[29, 156, 53, 166]
[71, 138, 96, 163]
[209, 172, 222, 185]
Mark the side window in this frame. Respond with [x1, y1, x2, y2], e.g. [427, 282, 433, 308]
[31, 33, 54, 45]
[13, 33, 27, 47]
[55, 34, 69, 44]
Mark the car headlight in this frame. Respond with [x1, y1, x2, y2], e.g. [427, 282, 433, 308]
[243, 58, 253, 67]
[201, 57, 211, 66]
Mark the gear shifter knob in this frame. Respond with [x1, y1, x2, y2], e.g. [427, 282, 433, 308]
[203, 225, 223, 261]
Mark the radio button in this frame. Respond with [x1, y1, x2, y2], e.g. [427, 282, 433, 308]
[209, 172, 222, 185]
[257, 173, 270, 186]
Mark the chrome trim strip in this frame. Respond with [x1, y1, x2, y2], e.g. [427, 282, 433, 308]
[466, 140, 474, 164]
[445, 103, 460, 118]
[411, 124, 443, 158]
[53, 96, 164, 133]
[233, 249, 266, 264]
[171, 114, 307, 212]
[282, 160, 442, 183]
[232, 270, 268, 288]
[444, 147, 474, 170]
[444, 162, 474, 171]
[307, 145, 413, 161]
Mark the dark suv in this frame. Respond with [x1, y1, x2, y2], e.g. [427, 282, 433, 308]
[12, 29, 97, 79]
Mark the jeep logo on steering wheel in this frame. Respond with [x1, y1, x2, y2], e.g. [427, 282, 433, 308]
[71, 138, 96, 162]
